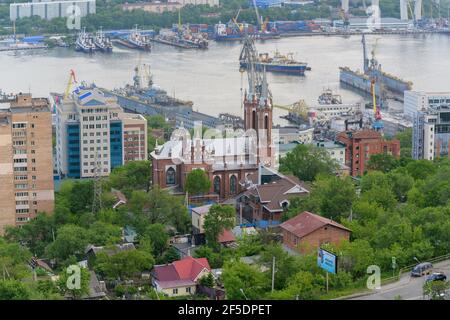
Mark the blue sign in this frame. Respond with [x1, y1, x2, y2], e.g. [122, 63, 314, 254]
[317, 248, 337, 274]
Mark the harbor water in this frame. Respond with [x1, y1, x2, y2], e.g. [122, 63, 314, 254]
[1, 33, 450, 125]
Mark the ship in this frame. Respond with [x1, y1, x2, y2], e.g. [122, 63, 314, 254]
[153, 29, 208, 49]
[101, 63, 193, 122]
[308, 88, 362, 124]
[75, 28, 96, 53]
[214, 22, 280, 42]
[116, 26, 151, 51]
[240, 50, 309, 75]
[93, 28, 113, 53]
[339, 34, 412, 99]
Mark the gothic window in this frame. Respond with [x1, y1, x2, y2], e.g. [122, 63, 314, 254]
[166, 167, 176, 185]
[265, 115, 269, 130]
[230, 175, 237, 195]
[213, 176, 221, 194]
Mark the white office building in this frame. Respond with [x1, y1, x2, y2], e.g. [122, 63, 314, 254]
[10, 0, 95, 21]
[404, 91, 450, 120]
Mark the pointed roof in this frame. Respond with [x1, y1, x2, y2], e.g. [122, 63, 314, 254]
[152, 256, 211, 289]
[280, 211, 351, 239]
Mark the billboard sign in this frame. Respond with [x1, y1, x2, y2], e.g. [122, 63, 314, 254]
[317, 248, 337, 274]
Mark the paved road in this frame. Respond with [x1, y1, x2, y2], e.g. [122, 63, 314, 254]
[350, 260, 450, 300]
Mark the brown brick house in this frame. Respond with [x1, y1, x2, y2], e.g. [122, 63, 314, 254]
[238, 166, 310, 223]
[280, 211, 351, 254]
[336, 130, 400, 177]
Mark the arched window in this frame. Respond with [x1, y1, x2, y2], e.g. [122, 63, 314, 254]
[213, 176, 221, 194]
[166, 167, 176, 185]
[265, 115, 269, 130]
[230, 175, 237, 195]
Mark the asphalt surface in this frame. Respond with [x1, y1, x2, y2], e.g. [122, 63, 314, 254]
[350, 260, 450, 300]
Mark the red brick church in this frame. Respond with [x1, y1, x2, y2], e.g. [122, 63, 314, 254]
[151, 71, 276, 200]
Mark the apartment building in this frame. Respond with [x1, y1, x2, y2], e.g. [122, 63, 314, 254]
[55, 87, 147, 179]
[10, 0, 96, 21]
[0, 93, 54, 234]
[337, 130, 400, 177]
[413, 107, 450, 160]
[404, 91, 450, 120]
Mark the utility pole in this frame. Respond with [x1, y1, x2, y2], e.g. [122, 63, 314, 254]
[271, 256, 276, 292]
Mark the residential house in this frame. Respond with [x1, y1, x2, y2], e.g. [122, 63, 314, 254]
[152, 256, 211, 297]
[280, 211, 351, 254]
[238, 166, 310, 224]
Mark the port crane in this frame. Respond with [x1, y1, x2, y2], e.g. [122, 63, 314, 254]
[273, 100, 309, 120]
[369, 40, 384, 131]
[64, 69, 77, 99]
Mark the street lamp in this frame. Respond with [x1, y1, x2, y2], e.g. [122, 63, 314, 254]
[413, 257, 421, 264]
[240, 288, 248, 300]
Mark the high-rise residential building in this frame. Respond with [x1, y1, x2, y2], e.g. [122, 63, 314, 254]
[404, 91, 450, 120]
[10, 0, 96, 21]
[55, 86, 147, 179]
[413, 107, 450, 160]
[0, 93, 54, 234]
[336, 130, 400, 177]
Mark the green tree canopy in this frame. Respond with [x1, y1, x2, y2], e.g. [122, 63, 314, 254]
[279, 144, 339, 181]
[185, 169, 211, 195]
[203, 204, 236, 248]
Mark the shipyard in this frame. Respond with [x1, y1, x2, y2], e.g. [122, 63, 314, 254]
[0, 0, 450, 305]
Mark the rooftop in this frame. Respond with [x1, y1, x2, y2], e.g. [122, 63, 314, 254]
[280, 211, 351, 238]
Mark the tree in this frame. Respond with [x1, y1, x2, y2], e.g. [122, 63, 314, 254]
[387, 170, 414, 202]
[57, 266, 91, 300]
[203, 204, 236, 248]
[406, 160, 436, 180]
[109, 160, 151, 195]
[267, 271, 321, 300]
[129, 188, 190, 234]
[367, 153, 399, 173]
[0, 238, 32, 280]
[198, 272, 215, 288]
[310, 174, 356, 220]
[139, 224, 169, 257]
[87, 221, 122, 246]
[279, 144, 339, 181]
[0, 280, 32, 300]
[95, 249, 154, 280]
[161, 246, 180, 264]
[221, 260, 268, 300]
[185, 169, 211, 195]
[45, 224, 90, 266]
[423, 280, 449, 300]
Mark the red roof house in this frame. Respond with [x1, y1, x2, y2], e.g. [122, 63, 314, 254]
[280, 211, 351, 254]
[152, 256, 211, 296]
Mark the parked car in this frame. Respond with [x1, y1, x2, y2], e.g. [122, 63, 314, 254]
[426, 272, 447, 283]
[411, 262, 433, 277]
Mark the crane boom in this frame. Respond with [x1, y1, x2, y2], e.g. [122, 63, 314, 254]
[64, 69, 77, 99]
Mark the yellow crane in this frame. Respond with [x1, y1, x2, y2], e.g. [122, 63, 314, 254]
[273, 99, 309, 119]
[64, 69, 77, 99]
[233, 8, 244, 32]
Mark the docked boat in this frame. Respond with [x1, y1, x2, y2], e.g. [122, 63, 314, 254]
[101, 63, 192, 121]
[309, 88, 362, 122]
[118, 26, 151, 51]
[75, 29, 96, 53]
[154, 29, 208, 49]
[93, 28, 113, 53]
[240, 50, 308, 75]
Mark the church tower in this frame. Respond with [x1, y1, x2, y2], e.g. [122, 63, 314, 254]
[243, 67, 274, 168]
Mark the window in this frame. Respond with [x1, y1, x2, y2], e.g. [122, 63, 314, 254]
[230, 175, 237, 194]
[213, 176, 221, 194]
[173, 288, 178, 295]
[166, 167, 176, 185]
[186, 287, 191, 293]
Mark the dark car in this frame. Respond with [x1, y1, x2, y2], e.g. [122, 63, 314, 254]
[426, 273, 447, 283]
